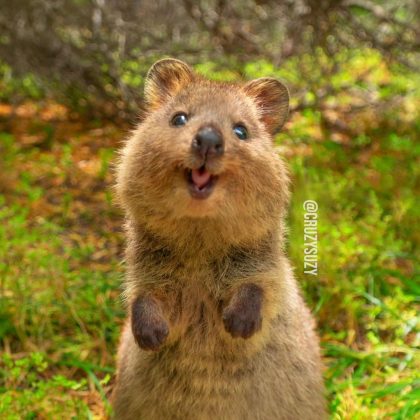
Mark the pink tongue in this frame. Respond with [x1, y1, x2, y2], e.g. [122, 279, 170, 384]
[191, 169, 211, 189]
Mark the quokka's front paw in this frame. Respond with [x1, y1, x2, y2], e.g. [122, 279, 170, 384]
[131, 296, 169, 351]
[222, 283, 263, 339]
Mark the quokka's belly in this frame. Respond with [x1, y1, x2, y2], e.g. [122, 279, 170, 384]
[114, 314, 325, 420]
[114, 327, 257, 419]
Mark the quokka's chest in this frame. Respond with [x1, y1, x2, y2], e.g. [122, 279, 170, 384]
[165, 282, 224, 334]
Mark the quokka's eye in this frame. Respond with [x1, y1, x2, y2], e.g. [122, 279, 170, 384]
[171, 112, 188, 127]
[233, 124, 248, 140]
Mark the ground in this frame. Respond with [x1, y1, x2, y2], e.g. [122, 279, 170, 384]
[0, 82, 419, 418]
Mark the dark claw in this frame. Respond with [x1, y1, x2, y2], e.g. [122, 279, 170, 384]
[131, 296, 169, 351]
[222, 283, 263, 339]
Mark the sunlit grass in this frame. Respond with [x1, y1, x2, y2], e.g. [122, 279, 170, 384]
[0, 52, 419, 418]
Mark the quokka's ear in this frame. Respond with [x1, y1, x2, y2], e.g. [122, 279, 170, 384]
[243, 77, 289, 134]
[144, 58, 194, 110]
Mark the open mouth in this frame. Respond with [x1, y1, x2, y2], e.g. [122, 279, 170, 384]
[185, 165, 217, 199]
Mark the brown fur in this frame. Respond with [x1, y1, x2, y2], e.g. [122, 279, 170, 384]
[113, 58, 326, 419]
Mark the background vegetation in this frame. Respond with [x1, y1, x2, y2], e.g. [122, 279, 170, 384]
[0, 0, 419, 418]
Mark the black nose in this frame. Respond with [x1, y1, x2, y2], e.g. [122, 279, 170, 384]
[193, 126, 224, 159]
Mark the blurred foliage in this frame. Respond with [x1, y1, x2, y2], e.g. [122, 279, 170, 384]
[0, 0, 419, 117]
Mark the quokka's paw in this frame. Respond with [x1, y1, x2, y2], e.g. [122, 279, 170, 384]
[131, 296, 169, 351]
[222, 283, 263, 339]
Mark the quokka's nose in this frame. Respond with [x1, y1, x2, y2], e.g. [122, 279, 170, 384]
[192, 126, 224, 159]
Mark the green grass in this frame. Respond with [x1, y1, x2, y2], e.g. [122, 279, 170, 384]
[0, 125, 124, 418]
[286, 127, 419, 418]
[0, 53, 419, 418]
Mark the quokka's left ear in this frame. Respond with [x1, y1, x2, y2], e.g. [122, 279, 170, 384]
[243, 77, 289, 135]
[144, 58, 195, 110]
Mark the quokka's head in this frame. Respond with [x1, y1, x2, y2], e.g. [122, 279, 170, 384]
[117, 58, 290, 231]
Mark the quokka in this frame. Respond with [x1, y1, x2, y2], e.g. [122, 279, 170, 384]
[113, 58, 326, 420]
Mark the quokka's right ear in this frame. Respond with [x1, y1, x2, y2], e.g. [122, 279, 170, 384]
[144, 58, 194, 110]
[243, 77, 289, 135]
